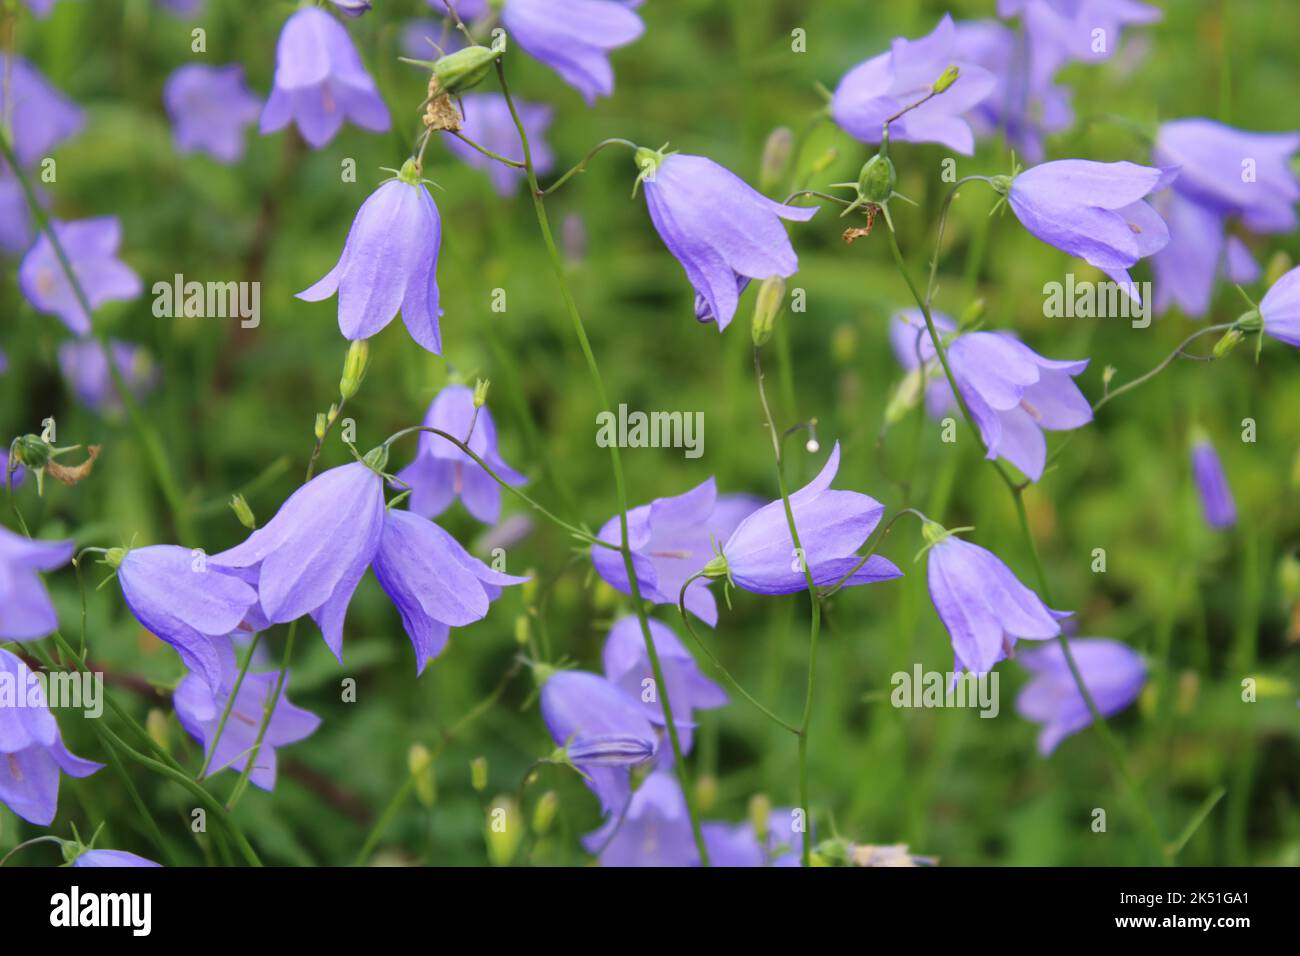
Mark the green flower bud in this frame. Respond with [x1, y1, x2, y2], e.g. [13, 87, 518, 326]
[959, 297, 985, 329]
[1279, 550, 1300, 605]
[408, 743, 437, 809]
[759, 126, 794, 193]
[229, 493, 256, 531]
[485, 795, 521, 866]
[12, 434, 51, 470]
[314, 413, 328, 441]
[146, 708, 171, 755]
[470, 756, 489, 793]
[856, 152, 896, 206]
[751, 276, 786, 348]
[339, 339, 370, 400]
[1212, 328, 1244, 359]
[532, 790, 560, 835]
[931, 65, 960, 94]
[432, 45, 498, 96]
[1265, 250, 1293, 289]
[884, 370, 925, 425]
[513, 614, 529, 646]
[473, 378, 491, 408]
[748, 793, 772, 843]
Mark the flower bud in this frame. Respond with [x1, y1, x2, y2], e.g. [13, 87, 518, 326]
[408, 743, 437, 808]
[1212, 328, 1244, 359]
[532, 790, 560, 835]
[695, 773, 718, 813]
[13, 434, 51, 470]
[751, 275, 786, 348]
[473, 378, 491, 408]
[856, 152, 896, 206]
[1278, 550, 1300, 605]
[339, 339, 370, 400]
[229, 493, 256, 530]
[748, 793, 772, 844]
[431, 45, 498, 96]
[470, 755, 489, 793]
[146, 708, 171, 755]
[314, 413, 328, 441]
[484, 795, 521, 866]
[884, 369, 925, 425]
[959, 297, 985, 329]
[932, 65, 960, 94]
[514, 614, 529, 646]
[759, 126, 794, 193]
[1265, 250, 1293, 289]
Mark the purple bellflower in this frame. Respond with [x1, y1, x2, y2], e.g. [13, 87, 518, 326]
[157, 0, 202, 14]
[890, 308, 958, 418]
[1001, 0, 1161, 83]
[1260, 264, 1300, 347]
[372, 509, 528, 674]
[1190, 435, 1235, 530]
[583, 770, 699, 867]
[946, 331, 1091, 482]
[1152, 190, 1263, 317]
[328, 0, 371, 16]
[0, 527, 73, 641]
[924, 524, 1070, 675]
[58, 339, 159, 416]
[703, 808, 806, 867]
[501, 0, 645, 104]
[394, 383, 527, 524]
[638, 150, 817, 331]
[18, 218, 142, 335]
[1006, 159, 1172, 301]
[260, 7, 390, 149]
[710, 443, 901, 596]
[445, 93, 554, 196]
[831, 15, 997, 155]
[1016, 637, 1146, 754]
[211, 461, 385, 660]
[0, 55, 84, 167]
[427, 0, 490, 18]
[298, 164, 443, 353]
[0, 647, 101, 826]
[0, 174, 43, 255]
[164, 64, 263, 164]
[72, 849, 162, 867]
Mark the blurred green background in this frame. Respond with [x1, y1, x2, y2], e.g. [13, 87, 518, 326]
[1, 0, 1298, 866]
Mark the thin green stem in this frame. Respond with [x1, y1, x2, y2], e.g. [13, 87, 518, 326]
[198, 632, 261, 780]
[225, 620, 297, 811]
[538, 138, 639, 197]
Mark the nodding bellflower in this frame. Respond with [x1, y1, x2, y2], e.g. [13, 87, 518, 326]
[583, 770, 699, 867]
[0, 526, 73, 641]
[501, 0, 645, 104]
[1190, 435, 1236, 530]
[712, 443, 902, 596]
[889, 308, 958, 418]
[1000, 0, 1161, 80]
[297, 164, 444, 353]
[0, 174, 44, 255]
[1260, 264, 1300, 347]
[211, 462, 386, 661]
[1016, 638, 1146, 755]
[260, 7, 390, 149]
[72, 850, 162, 867]
[703, 808, 806, 867]
[58, 339, 159, 416]
[638, 150, 817, 331]
[0, 648, 102, 826]
[164, 64, 263, 164]
[394, 383, 527, 525]
[444, 93, 554, 196]
[19, 218, 143, 335]
[0, 54, 84, 167]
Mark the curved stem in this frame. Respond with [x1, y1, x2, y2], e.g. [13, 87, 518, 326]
[926, 177, 996, 309]
[1092, 324, 1231, 414]
[448, 130, 526, 168]
[819, 508, 926, 599]
[538, 138, 639, 197]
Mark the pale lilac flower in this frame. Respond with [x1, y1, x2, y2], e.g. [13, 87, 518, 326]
[502, 0, 645, 104]
[402, 19, 453, 60]
[1260, 264, 1300, 347]
[566, 735, 656, 767]
[58, 339, 159, 416]
[831, 15, 997, 155]
[640, 152, 817, 331]
[1016, 637, 1146, 754]
[1007, 159, 1172, 301]
[0, 55, 83, 166]
[583, 771, 699, 866]
[926, 528, 1069, 675]
[18, 217, 143, 335]
[716, 443, 901, 595]
[0, 526, 73, 641]
[0, 174, 43, 255]
[72, 849, 162, 867]
[394, 384, 527, 524]
[164, 64, 263, 164]
[1191, 436, 1235, 530]
[373, 510, 527, 673]
[445, 93, 554, 195]
[259, 7, 390, 149]
[889, 308, 958, 417]
[0, 647, 101, 826]
[211, 462, 386, 660]
[328, 0, 371, 16]
[703, 808, 806, 867]
[1002, 0, 1161, 84]
[946, 331, 1091, 482]
[1151, 191, 1250, 317]
[0, 349, 6, 374]
[23, 0, 64, 16]
[427, 0, 489, 17]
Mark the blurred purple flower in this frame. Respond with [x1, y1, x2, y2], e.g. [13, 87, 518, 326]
[395, 384, 527, 525]
[0, 54, 83, 166]
[1002, 0, 1161, 83]
[164, 64, 263, 164]
[58, 338, 159, 416]
[0, 349, 6, 375]
[18, 217, 142, 335]
[72, 849, 162, 867]
[427, 0, 489, 17]
[703, 808, 806, 867]
[156, 0, 202, 15]
[717, 443, 901, 596]
[1191, 436, 1235, 530]
[259, 7, 390, 149]
[0, 174, 43, 255]
[327, 0, 371, 16]
[946, 331, 1091, 482]
[831, 15, 997, 155]
[0, 526, 73, 641]
[1260, 264, 1300, 347]
[445, 93, 554, 195]
[583, 770, 699, 866]
[211, 462, 386, 660]
[298, 174, 443, 352]
[402, 19, 456, 60]
[0, 647, 101, 826]
[926, 528, 1069, 675]
[1016, 637, 1146, 754]
[565, 734, 656, 767]
[502, 0, 645, 104]
[641, 152, 817, 331]
[889, 308, 958, 418]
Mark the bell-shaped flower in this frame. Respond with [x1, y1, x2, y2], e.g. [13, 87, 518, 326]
[1006, 159, 1172, 301]
[831, 15, 997, 155]
[924, 525, 1069, 675]
[713, 443, 901, 596]
[394, 383, 527, 524]
[1151, 191, 1263, 317]
[1, 174, 43, 255]
[1015, 637, 1146, 755]
[501, 0, 644, 104]
[0, 54, 83, 167]
[1190, 435, 1235, 530]
[58, 339, 159, 416]
[946, 331, 1091, 482]
[372, 509, 528, 674]
[703, 807, 806, 867]
[444, 93, 554, 195]
[1001, 0, 1160, 82]
[164, 64, 263, 164]
[639, 150, 817, 331]
[0, 527, 73, 641]
[297, 165, 443, 353]
[0, 648, 102, 826]
[889, 308, 958, 418]
[259, 7, 390, 149]
[582, 770, 699, 867]
[1258, 264, 1300, 348]
[211, 461, 386, 660]
[19, 217, 142, 335]
[71, 849, 162, 867]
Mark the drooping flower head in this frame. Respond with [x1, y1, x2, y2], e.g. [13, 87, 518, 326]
[0, 647, 101, 826]
[58, 338, 159, 416]
[889, 308, 958, 418]
[1152, 190, 1263, 317]
[712, 443, 901, 596]
[19, 217, 142, 335]
[1000, 0, 1161, 83]
[327, 0, 371, 16]
[831, 15, 997, 155]
[444, 93, 554, 196]
[946, 331, 1091, 482]
[0, 174, 43, 255]
[0, 54, 84, 166]
[298, 163, 443, 353]
[583, 770, 699, 867]
[260, 7, 390, 149]
[164, 64, 263, 164]
[1259, 264, 1300, 347]
[501, 0, 645, 104]
[703, 808, 806, 867]
[71, 849, 162, 867]
[394, 383, 527, 524]
[1016, 637, 1146, 754]
[638, 150, 817, 331]
[372, 509, 528, 673]
[0, 526, 73, 641]
[1190, 434, 1235, 531]
[924, 524, 1069, 675]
